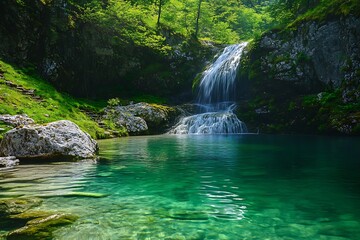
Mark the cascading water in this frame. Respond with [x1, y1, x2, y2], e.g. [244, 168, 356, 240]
[169, 42, 248, 134]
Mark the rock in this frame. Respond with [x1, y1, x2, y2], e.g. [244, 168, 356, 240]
[0, 120, 98, 160]
[112, 110, 148, 133]
[0, 114, 35, 127]
[10, 211, 55, 222]
[7, 213, 78, 240]
[0, 198, 42, 217]
[103, 102, 181, 134]
[117, 103, 170, 125]
[253, 16, 360, 96]
[0, 156, 19, 168]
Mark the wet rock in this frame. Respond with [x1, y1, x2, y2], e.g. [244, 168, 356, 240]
[0, 198, 42, 217]
[0, 114, 35, 127]
[0, 120, 98, 160]
[7, 213, 78, 240]
[103, 102, 180, 134]
[10, 211, 55, 222]
[0, 156, 19, 168]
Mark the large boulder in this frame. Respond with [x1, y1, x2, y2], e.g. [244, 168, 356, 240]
[0, 120, 98, 160]
[103, 102, 181, 134]
[112, 111, 148, 133]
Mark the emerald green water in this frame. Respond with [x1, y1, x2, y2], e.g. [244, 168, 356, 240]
[1, 135, 360, 239]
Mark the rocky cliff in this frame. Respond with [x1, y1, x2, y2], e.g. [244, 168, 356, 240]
[239, 14, 360, 135]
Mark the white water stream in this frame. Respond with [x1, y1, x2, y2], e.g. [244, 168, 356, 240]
[170, 43, 248, 134]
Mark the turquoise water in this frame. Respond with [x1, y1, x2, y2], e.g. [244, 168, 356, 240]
[1, 134, 360, 239]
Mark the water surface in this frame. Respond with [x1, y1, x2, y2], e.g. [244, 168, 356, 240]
[1, 135, 360, 239]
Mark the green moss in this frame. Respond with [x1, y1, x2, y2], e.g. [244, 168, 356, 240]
[290, 0, 360, 28]
[0, 198, 42, 217]
[7, 213, 78, 240]
[192, 73, 203, 92]
[296, 52, 311, 64]
[10, 211, 53, 222]
[273, 54, 290, 64]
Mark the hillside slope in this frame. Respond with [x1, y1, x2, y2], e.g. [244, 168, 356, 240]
[0, 59, 126, 139]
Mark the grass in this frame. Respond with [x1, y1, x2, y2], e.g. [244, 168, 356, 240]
[290, 0, 360, 27]
[0, 59, 112, 139]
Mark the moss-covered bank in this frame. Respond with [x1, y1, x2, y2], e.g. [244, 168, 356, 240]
[236, 2, 360, 135]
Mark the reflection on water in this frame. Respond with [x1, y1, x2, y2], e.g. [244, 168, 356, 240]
[1, 135, 360, 239]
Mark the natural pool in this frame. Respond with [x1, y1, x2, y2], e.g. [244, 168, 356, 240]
[1, 134, 360, 239]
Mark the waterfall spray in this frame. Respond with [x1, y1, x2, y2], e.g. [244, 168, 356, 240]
[169, 43, 248, 134]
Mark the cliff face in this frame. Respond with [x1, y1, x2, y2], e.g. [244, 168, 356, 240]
[239, 15, 360, 135]
[257, 15, 359, 100]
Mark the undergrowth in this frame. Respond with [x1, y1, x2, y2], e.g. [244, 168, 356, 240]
[0, 60, 118, 139]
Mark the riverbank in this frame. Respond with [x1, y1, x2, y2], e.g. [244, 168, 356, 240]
[0, 59, 180, 141]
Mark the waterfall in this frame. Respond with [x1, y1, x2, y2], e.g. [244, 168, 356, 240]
[169, 43, 248, 134]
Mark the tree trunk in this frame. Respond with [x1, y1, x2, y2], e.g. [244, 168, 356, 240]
[157, 0, 162, 26]
[194, 0, 202, 38]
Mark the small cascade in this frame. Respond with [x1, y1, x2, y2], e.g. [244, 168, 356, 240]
[169, 42, 248, 135]
[197, 43, 248, 107]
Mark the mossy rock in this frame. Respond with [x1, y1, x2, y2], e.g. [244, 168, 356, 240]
[0, 198, 42, 217]
[7, 213, 79, 240]
[10, 211, 54, 222]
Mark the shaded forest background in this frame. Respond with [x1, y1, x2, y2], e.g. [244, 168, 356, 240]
[0, 0, 337, 99]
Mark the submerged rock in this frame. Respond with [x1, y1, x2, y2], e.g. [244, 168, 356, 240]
[0, 120, 98, 160]
[0, 156, 19, 168]
[0, 198, 42, 217]
[0, 114, 35, 127]
[7, 213, 78, 240]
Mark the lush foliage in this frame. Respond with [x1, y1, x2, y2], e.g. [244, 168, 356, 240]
[270, 0, 360, 27]
[0, 60, 122, 139]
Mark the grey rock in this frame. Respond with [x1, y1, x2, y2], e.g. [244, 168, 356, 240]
[115, 103, 169, 125]
[256, 16, 360, 98]
[0, 120, 98, 160]
[113, 111, 148, 133]
[103, 102, 180, 134]
[0, 156, 19, 168]
[0, 114, 35, 127]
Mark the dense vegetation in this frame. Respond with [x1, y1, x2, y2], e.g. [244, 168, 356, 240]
[0, 60, 112, 139]
[0, 0, 359, 136]
[0, 0, 279, 99]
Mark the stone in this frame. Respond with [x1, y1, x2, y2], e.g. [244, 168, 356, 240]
[112, 110, 148, 133]
[0, 156, 19, 168]
[0, 114, 35, 127]
[0, 120, 98, 160]
[103, 102, 180, 134]
[0, 198, 42, 217]
[7, 213, 78, 240]
[256, 16, 360, 92]
[117, 103, 169, 124]
[10, 211, 54, 222]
